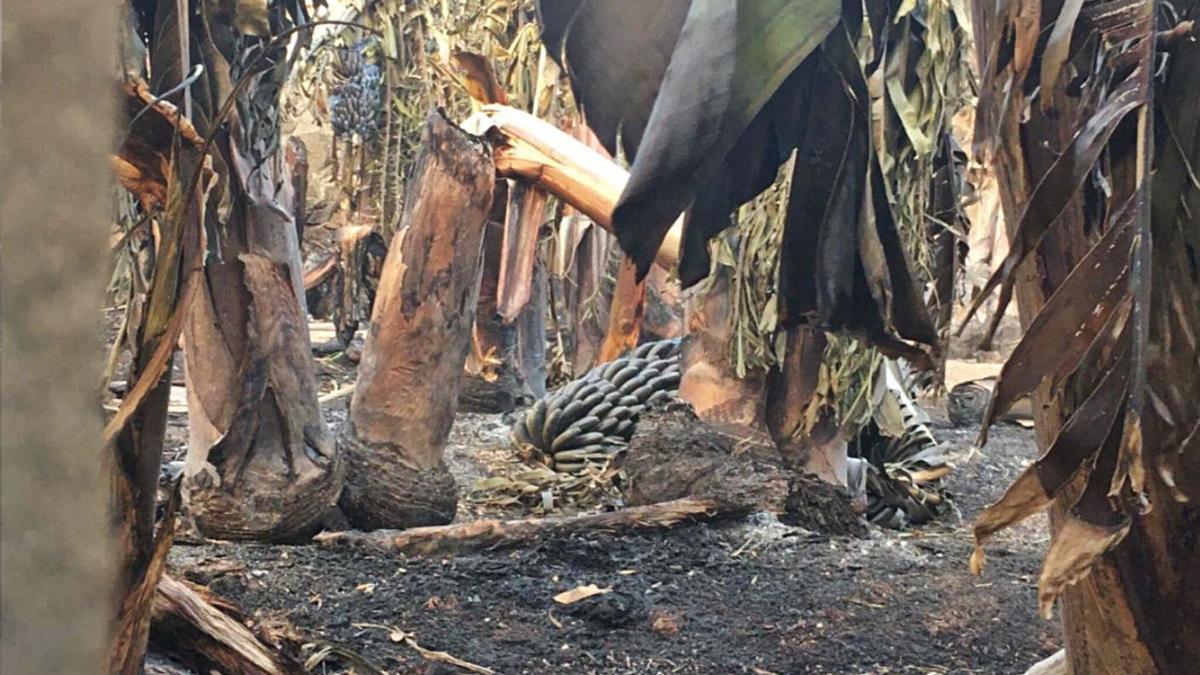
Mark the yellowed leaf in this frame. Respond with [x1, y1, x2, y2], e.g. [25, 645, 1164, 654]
[553, 584, 611, 605]
[1037, 515, 1130, 619]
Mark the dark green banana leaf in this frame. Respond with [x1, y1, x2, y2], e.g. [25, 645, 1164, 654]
[537, 0, 939, 353]
[536, 1, 688, 162]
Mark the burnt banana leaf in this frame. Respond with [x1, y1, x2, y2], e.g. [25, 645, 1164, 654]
[536, 1, 688, 162]
[963, 0, 1200, 627]
[537, 0, 840, 276]
[537, 0, 938, 352]
[977, 195, 1137, 444]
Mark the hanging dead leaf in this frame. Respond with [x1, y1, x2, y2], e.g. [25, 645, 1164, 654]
[453, 51, 509, 105]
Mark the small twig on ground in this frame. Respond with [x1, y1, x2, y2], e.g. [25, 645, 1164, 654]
[353, 623, 495, 675]
[318, 383, 356, 404]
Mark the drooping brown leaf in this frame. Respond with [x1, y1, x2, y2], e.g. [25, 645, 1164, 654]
[1036, 419, 1131, 619]
[1036, 510, 1130, 618]
[972, 344, 1131, 563]
[1111, 114, 1155, 499]
[977, 196, 1137, 442]
[960, 71, 1149, 344]
[773, 27, 934, 356]
[453, 51, 509, 105]
[117, 77, 205, 208]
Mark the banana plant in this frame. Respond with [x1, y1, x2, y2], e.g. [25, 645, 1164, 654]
[536, 0, 940, 366]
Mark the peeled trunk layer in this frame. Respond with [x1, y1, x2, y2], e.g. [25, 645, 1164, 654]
[341, 111, 495, 530]
[182, 144, 341, 543]
[597, 256, 648, 363]
[678, 270, 768, 433]
[460, 217, 547, 413]
[183, 250, 343, 542]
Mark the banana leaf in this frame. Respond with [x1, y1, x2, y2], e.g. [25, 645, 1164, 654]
[537, 0, 939, 353]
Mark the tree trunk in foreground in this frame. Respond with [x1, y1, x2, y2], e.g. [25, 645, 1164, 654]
[108, 26, 207, 673]
[0, 3, 116, 673]
[339, 111, 494, 530]
[980, 4, 1200, 670]
[181, 5, 342, 542]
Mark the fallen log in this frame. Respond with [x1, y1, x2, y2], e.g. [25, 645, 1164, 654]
[315, 497, 723, 556]
[149, 575, 302, 675]
[339, 110, 494, 529]
[497, 181, 549, 322]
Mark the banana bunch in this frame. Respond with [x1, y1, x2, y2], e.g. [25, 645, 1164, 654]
[512, 340, 682, 472]
[849, 359, 955, 529]
[330, 42, 382, 141]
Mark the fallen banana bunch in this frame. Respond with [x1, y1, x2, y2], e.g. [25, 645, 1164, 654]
[849, 359, 955, 529]
[512, 339, 682, 472]
[947, 376, 1034, 428]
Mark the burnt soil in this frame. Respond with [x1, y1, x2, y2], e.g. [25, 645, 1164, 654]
[164, 369, 1060, 675]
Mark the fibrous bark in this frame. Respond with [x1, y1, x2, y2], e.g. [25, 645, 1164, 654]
[678, 270, 769, 433]
[340, 110, 494, 530]
[177, 3, 343, 543]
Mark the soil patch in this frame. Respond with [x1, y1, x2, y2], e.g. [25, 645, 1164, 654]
[168, 405, 1059, 674]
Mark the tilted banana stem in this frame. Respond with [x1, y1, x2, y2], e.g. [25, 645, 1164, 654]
[463, 104, 682, 271]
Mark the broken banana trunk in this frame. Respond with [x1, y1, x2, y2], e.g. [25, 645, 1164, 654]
[339, 111, 495, 530]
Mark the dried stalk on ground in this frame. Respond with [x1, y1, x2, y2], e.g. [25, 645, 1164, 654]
[316, 497, 723, 556]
